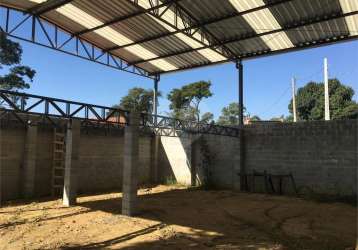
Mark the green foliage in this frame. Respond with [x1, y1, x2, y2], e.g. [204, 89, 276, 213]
[200, 112, 214, 124]
[217, 102, 246, 126]
[167, 81, 213, 122]
[250, 115, 261, 121]
[0, 32, 35, 91]
[119, 87, 161, 113]
[270, 115, 285, 122]
[289, 79, 358, 120]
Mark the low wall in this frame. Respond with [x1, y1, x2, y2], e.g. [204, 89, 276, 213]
[0, 118, 356, 201]
[243, 120, 357, 195]
[158, 120, 357, 196]
[0, 121, 152, 201]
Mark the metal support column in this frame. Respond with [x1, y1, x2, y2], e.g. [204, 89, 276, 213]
[236, 60, 246, 191]
[152, 74, 160, 184]
[153, 74, 160, 126]
[236, 60, 244, 125]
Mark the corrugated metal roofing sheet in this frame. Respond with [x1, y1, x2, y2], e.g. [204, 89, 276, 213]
[1, 0, 357, 76]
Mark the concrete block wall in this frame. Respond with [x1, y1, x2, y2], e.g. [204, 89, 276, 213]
[78, 131, 151, 193]
[157, 120, 357, 196]
[1, 117, 356, 201]
[243, 120, 357, 195]
[0, 125, 25, 201]
[158, 134, 193, 185]
[0, 121, 152, 201]
[200, 134, 240, 189]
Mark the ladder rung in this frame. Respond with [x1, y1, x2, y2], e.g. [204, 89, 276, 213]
[54, 167, 65, 170]
[54, 150, 65, 153]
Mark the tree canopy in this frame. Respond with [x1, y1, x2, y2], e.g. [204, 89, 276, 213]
[0, 32, 36, 91]
[167, 80, 212, 122]
[289, 78, 358, 120]
[217, 102, 246, 126]
[119, 87, 160, 113]
[201, 112, 214, 124]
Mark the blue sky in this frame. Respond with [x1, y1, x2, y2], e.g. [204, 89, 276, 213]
[10, 39, 358, 120]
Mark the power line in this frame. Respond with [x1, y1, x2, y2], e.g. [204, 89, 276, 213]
[262, 85, 291, 116]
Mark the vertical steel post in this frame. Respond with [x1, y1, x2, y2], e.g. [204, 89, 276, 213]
[153, 74, 160, 126]
[236, 60, 244, 125]
[324, 58, 330, 120]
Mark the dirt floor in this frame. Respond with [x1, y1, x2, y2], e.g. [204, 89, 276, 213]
[0, 185, 356, 250]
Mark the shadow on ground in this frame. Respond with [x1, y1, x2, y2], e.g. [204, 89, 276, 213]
[58, 187, 356, 250]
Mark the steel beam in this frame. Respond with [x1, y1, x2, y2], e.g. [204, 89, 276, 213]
[0, 5, 153, 79]
[106, 0, 293, 53]
[126, 0, 231, 59]
[135, 10, 357, 67]
[75, 0, 180, 36]
[152, 34, 358, 75]
[27, 0, 74, 15]
[174, 1, 237, 59]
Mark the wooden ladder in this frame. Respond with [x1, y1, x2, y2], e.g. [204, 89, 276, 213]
[52, 129, 66, 197]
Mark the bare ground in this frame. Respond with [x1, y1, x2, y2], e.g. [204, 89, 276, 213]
[0, 185, 356, 250]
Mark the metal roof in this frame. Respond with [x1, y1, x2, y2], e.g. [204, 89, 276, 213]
[1, 0, 357, 78]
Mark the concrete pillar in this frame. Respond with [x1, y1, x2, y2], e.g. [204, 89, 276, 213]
[23, 123, 38, 199]
[122, 112, 140, 216]
[63, 119, 80, 207]
[239, 128, 246, 191]
[151, 135, 160, 184]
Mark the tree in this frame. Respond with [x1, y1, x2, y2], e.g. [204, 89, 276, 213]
[289, 79, 358, 120]
[167, 81, 213, 122]
[201, 112, 214, 124]
[0, 32, 36, 92]
[270, 115, 285, 122]
[118, 87, 161, 113]
[250, 115, 261, 121]
[217, 102, 246, 126]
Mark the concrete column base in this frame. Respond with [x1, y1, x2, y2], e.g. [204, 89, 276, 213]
[63, 120, 80, 207]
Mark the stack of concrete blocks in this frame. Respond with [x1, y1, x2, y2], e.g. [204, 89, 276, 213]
[63, 119, 81, 206]
[122, 112, 140, 216]
[23, 122, 38, 199]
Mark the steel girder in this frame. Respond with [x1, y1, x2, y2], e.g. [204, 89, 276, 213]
[106, 0, 293, 54]
[0, 90, 240, 137]
[126, 0, 234, 60]
[0, 5, 154, 79]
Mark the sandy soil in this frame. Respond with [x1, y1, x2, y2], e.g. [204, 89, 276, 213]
[0, 185, 356, 250]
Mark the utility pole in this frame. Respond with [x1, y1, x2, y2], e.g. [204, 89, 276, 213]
[291, 77, 297, 122]
[324, 58, 330, 120]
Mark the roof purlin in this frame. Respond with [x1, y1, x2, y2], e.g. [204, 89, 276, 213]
[131, 10, 358, 66]
[152, 34, 358, 76]
[105, 0, 294, 54]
